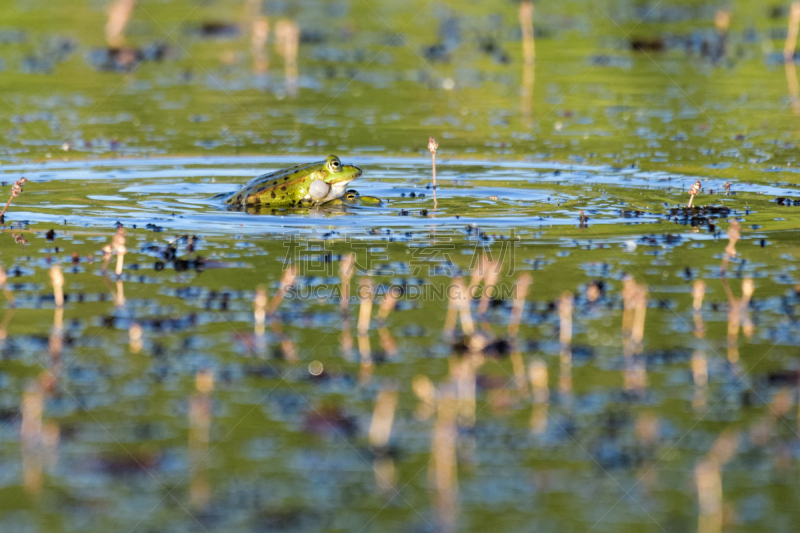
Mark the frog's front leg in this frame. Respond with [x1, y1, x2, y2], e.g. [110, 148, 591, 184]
[309, 180, 331, 204]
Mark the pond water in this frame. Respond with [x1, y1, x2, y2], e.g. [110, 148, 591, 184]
[1, 1, 800, 532]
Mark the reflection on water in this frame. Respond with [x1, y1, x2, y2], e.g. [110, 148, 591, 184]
[4, 155, 799, 236]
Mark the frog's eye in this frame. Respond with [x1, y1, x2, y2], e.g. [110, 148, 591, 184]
[328, 159, 341, 172]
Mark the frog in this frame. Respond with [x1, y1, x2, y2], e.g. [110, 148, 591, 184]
[326, 189, 383, 207]
[224, 155, 362, 209]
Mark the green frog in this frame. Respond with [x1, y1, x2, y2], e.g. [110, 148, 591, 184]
[327, 189, 383, 207]
[224, 155, 362, 209]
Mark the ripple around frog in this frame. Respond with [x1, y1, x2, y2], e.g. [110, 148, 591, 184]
[3, 155, 799, 238]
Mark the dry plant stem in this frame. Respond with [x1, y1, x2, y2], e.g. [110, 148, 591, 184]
[115, 250, 125, 277]
[21, 381, 43, 444]
[0, 264, 13, 304]
[428, 137, 439, 208]
[252, 17, 269, 73]
[528, 359, 549, 404]
[49, 306, 63, 362]
[443, 302, 457, 339]
[688, 180, 701, 208]
[0, 197, 14, 219]
[450, 355, 479, 428]
[476, 261, 499, 315]
[412, 375, 436, 420]
[740, 278, 755, 338]
[20, 379, 45, 496]
[721, 277, 741, 365]
[787, 3, 800, 62]
[631, 286, 648, 346]
[558, 292, 573, 348]
[340, 317, 353, 357]
[519, 1, 535, 65]
[558, 292, 574, 397]
[110, 227, 126, 277]
[444, 277, 474, 338]
[189, 369, 213, 511]
[49, 265, 64, 309]
[508, 273, 532, 339]
[271, 320, 297, 362]
[720, 220, 740, 275]
[369, 389, 398, 450]
[359, 345, 373, 383]
[267, 265, 297, 315]
[786, 62, 800, 115]
[0, 309, 15, 348]
[275, 20, 299, 95]
[468, 255, 486, 290]
[254, 285, 267, 336]
[692, 350, 708, 410]
[378, 327, 397, 357]
[455, 277, 474, 336]
[692, 280, 706, 338]
[696, 430, 739, 533]
[692, 353, 708, 384]
[714, 10, 730, 35]
[106, 0, 136, 48]
[519, 1, 535, 122]
[622, 278, 647, 393]
[528, 358, 549, 434]
[357, 278, 374, 335]
[377, 291, 398, 323]
[101, 245, 112, 273]
[621, 276, 637, 339]
[510, 351, 528, 397]
[129, 322, 143, 354]
[340, 253, 355, 315]
[115, 279, 125, 308]
[0, 177, 28, 219]
[431, 389, 458, 533]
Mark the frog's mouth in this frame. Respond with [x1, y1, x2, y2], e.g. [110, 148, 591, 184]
[323, 164, 361, 203]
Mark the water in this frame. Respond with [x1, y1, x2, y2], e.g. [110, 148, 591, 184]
[1, 1, 800, 532]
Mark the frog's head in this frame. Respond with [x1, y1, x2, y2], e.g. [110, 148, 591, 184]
[322, 155, 361, 186]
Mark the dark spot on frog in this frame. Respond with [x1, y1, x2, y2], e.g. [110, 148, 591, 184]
[46, 229, 56, 240]
[281, 185, 287, 191]
[273, 181, 278, 185]
[271, 192, 276, 199]
[285, 176, 290, 180]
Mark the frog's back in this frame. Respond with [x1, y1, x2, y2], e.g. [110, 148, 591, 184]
[224, 161, 318, 208]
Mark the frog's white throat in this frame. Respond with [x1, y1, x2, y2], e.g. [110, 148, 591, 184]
[319, 179, 353, 203]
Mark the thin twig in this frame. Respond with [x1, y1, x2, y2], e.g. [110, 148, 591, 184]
[0, 177, 28, 219]
[428, 137, 438, 208]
